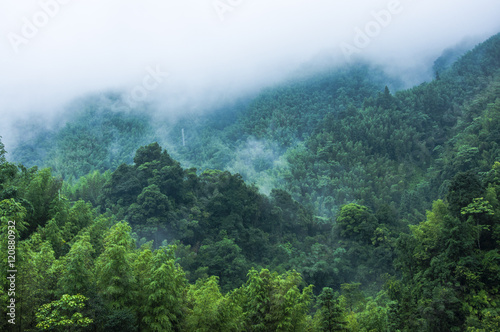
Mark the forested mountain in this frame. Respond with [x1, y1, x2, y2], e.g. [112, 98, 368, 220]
[11, 96, 157, 180]
[0, 33, 499, 331]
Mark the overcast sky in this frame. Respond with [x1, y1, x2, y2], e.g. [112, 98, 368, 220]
[1, 0, 500, 149]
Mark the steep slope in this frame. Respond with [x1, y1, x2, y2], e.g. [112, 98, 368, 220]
[280, 33, 500, 219]
[9, 33, 500, 222]
[11, 94, 157, 180]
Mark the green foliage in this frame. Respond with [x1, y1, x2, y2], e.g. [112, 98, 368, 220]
[335, 203, 378, 244]
[131, 244, 154, 331]
[22, 168, 63, 235]
[63, 170, 110, 207]
[447, 170, 484, 218]
[389, 163, 500, 331]
[12, 97, 156, 179]
[185, 276, 243, 331]
[142, 245, 187, 332]
[0, 137, 6, 164]
[134, 142, 164, 166]
[315, 287, 347, 331]
[2, 32, 500, 331]
[461, 197, 495, 216]
[194, 237, 249, 292]
[236, 268, 313, 331]
[102, 163, 142, 207]
[4, 237, 57, 330]
[56, 232, 95, 297]
[128, 184, 172, 225]
[35, 294, 93, 331]
[95, 222, 136, 308]
[0, 198, 28, 234]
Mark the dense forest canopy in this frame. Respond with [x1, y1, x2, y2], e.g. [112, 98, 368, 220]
[1, 32, 500, 331]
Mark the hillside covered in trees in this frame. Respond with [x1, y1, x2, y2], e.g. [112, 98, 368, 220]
[1, 33, 500, 331]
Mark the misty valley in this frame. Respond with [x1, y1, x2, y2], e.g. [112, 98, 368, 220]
[1, 32, 500, 331]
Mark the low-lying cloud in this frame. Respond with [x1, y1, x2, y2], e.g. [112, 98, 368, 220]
[1, 0, 500, 150]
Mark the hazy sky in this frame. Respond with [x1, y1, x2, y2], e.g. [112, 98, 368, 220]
[1, 0, 500, 149]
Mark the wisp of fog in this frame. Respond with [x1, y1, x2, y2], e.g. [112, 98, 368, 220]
[1, 0, 500, 150]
